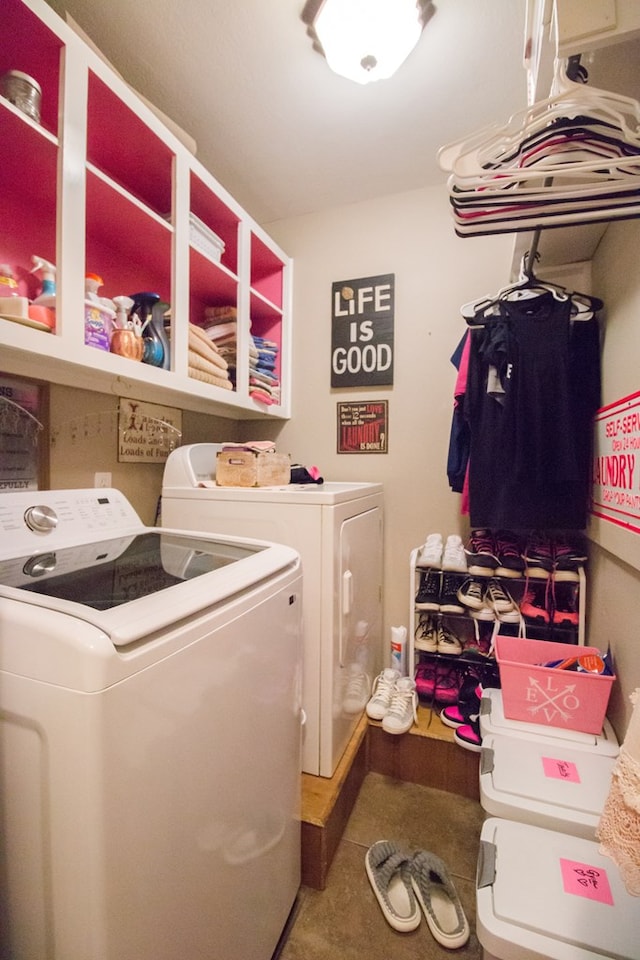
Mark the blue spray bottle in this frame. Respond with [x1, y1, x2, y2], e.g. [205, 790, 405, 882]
[129, 292, 169, 368]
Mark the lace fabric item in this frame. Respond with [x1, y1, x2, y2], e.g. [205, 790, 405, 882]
[596, 689, 640, 896]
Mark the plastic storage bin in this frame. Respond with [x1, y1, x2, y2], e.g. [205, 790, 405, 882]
[495, 635, 615, 735]
[479, 733, 615, 839]
[480, 688, 619, 756]
[477, 818, 640, 960]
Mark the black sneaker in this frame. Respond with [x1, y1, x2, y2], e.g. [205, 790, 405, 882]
[465, 529, 498, 576]
[553, 536, 587, 582]
[456, 577, 484, 610]
[439, 573, 465, 614]
[415, 569, 441, 611]
[524, 533, 553, 579]
[494, 530, 525, 578]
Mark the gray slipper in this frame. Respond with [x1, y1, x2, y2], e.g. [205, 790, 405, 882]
[410, 850, 470, 948]
[365, 840, 421, 932]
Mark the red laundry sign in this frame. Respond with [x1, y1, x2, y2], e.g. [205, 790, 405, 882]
[591, 389, 640, 535]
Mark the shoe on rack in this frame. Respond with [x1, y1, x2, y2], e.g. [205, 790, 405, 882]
[434, 666, 461, 705]
[524, 533, 554, 579]
[436, 623, 463, 655]
[465, 529, 498, 576]
[553, 535, 587, 582]
[417, 533, 443, 569]
[494, 530, 525, 578]
[485, 578, 516, 614]
[551, 581, 580, 627]
[469, 593, 495, 622]
[415, 660, 437, 701]
[520, 580, 550, 624]
[442, 534, 468, 573]
[414, 614, 438, 652]
[456, 577, 484, 610]
[415, 569, 441, 611]
[366, 668, 401, 720]
[382, 677, 418, 735]
[439, 573, 466, 614]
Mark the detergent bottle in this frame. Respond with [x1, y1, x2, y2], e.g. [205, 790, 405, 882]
[31, 255, 56, 305]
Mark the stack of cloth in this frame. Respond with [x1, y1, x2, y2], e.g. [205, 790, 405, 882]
[202, 306, 238, 386]
[250, 334, 280, 406]
[188, 323, 233, 391]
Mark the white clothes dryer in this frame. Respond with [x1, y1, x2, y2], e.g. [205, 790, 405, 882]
[162, 443, 384, 778]
[0, 488, 302, 960]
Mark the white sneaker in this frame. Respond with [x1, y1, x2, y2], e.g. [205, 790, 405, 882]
[366, 668, 401, 720]
[414, 614, 438, 652]
[442, 535, 468, 572]
[417, 533, 443, 569]
[382, 677, 418, 735]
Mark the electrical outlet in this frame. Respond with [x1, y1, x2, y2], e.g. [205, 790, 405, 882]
[94, 472, 112, 488]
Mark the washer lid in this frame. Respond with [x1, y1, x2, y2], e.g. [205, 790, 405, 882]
[0, 529, 299, 646]
[478, 818, 639, 960]
[480, 688, 619, 756]
[480, 734, 615, 819]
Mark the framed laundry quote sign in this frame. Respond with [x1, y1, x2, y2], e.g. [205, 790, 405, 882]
[337, 401, 388, 454]
[330, 273, 394, 387]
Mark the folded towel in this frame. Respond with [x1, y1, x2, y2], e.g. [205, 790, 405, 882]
[188, 326, 228, 371]
[188, 365, 234, 390]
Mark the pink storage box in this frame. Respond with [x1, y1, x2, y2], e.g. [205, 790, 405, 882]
[494, 635, 615, 735]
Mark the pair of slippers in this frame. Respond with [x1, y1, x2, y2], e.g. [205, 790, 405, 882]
[364, 840, 470, 949]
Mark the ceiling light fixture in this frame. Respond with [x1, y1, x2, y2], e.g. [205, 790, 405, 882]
[303, 0, 434, 85]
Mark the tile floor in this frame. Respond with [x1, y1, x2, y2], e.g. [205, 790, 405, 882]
[276, 772, 485, 960]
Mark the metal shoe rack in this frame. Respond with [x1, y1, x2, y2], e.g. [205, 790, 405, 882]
[408, 546, 587, 699]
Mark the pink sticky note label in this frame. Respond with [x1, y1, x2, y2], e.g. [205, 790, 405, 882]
[560, 859, 614, 905]
[542, 756, 581, 783]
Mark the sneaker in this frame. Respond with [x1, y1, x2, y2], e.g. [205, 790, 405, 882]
[415, 570, 441, 611]
[442, 535, 467, 572]
[465, 529, 498, 576]
[366, 668, 401, 720]
[494, 530, 525, 578]
[437, 623, 463, 655]
[524, 533, 553, 579]
[440, 677, 482, 728]
[382, 677, 418, 735]
[485, 578, 516, 614]
[454, 720, 482, 752]
[414, 614, 438, 652]
[552, 581, 580, 627]
[416, 533, 443, 569]
[553, 536, 587, 582]
[520, 581, 550, 623]
[434, 667, 461, 705]
[415, 661, 437, 700]
[456, 577, 484, 610]
[439, 573, 465, 614]
[469, 596, 495, 621]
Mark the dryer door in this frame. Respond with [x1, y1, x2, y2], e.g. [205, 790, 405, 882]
[328, 505, 383, 774]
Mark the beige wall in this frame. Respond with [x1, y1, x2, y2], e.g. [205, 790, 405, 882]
[587, 218, 640, 737]
[264, 184, 514, 651]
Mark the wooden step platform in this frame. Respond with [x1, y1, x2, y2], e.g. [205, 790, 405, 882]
[301, 707, 480, 889]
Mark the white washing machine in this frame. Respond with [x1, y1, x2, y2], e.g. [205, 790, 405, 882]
[0, 488, 302, 960]
[162, 443, 384, 778]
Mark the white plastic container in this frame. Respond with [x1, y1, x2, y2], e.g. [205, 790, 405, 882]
[480, 688, 619, 757]
[477, 818, 640, 960]
[480, 733, 615, 839]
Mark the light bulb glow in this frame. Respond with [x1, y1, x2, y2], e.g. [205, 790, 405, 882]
[314, 0, 424, 84]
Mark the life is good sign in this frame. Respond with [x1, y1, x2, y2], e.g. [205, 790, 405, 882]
[331, 274, 394, 387]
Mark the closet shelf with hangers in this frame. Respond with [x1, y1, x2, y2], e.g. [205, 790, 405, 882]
[439, 57, 640, 240]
